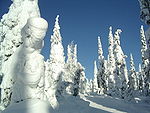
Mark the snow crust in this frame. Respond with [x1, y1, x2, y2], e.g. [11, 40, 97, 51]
[2, 95, 150, 113]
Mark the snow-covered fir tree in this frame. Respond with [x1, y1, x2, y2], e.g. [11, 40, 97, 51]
[65, 42, 78, 94]
[138, 64, 145, 94]
[139, 0, 150, 25]
[139, 0, 150, 96]
[113, 29, 128, 99]
[0, 0, 40, 108]
[73, 63, 85, 96]
[140, 25, 148, 67]
[125, 54, 137, 101]
[79, 68, 86, 95]
[140, 25, 150, 96]
[107, 26, 116, 96]
[84, 78, 91, 95]
[0, 0, 40, 68]
[93, 60, 99, 94]
[97, 36, 107, 94]
[129, 54, 137, 90]
[64, 42, 78, 94]
[44, 15, 65, 107]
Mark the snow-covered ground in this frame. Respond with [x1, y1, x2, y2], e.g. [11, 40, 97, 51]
[2, 95, 150, 113]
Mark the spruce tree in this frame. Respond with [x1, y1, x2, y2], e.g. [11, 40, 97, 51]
[113, 29, 128, 99]
[139, 0, 150, 96]
[138, 64, 145, 94]
[0, 0, 40, 108]
[44, 15, 65, 106]
[129, 54, 137, 90]
[140, 25, 150, 96]
[107, 26, 116, 96]
[126, 54, 137, 101]
[65, 42, 86, 96]
[97, 36, 107, 94]
[93, 60, 99, 94]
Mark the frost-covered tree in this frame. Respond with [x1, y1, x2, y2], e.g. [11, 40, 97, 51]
[138, 64, 145, 94]
[0, 0, 40, 67]
[65, 43, 86, 96]
[44, 15, 65, 107]
[73, 63, 85, 96]
[140, 25, 150, 96]
[125, 54, 137, 101]
[139, 0, 150, 96]
[140, 25, 148, 65]
[129, 54, 137, 90]
[113, 29, 128, 99]
[107, 26, 116, 96]
[97, 36, 107, 94]
[93, 60, 99, 94]
[139, 0, 150, 25]
[0, 0, 40, 108]
[79, 68, 86, 95]
[84, 79, 91, 95]
[64, 42, 78, 94]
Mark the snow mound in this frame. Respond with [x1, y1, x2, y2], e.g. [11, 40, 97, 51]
[1, 99, 53, 113]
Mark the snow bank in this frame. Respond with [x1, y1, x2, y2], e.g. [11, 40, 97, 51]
[1, 99, 53, 113]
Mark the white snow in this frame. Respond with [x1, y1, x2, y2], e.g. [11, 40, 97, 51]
[1, 95, 150, 113]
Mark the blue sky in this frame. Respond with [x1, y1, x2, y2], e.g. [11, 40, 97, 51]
[0, 0, 148, 79]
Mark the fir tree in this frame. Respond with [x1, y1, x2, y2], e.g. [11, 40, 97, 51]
[113, 29, 128, 99]
[139, 0, 150, 96]
[45, 15, 65, 105]
[129, 54, 137, 90]
[140, 25, 150, 96]
[97, 36, 107, 94]
[0, 0, 40, 108]
[107, 26, 116, 96]
[126, 54, 137, 101]
[93, 60, 99, 94]
[65, 42, 78, 94]
[138, 64, 145, 94]
[65, 42, 86, 96]
[73, 63, 84, 96]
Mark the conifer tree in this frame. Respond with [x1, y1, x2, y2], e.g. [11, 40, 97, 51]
[113, 29, 128, 99]
[139, 0, 150, 96]
[97, 36, 107, 94]
[93, 60, 99, 93]
[73, 63, 85, 96]
[126, 54, 137, 101]
[0, 0, 40, 108]
[107, 26, 116, 96]
[140, 25, 150, 96]
[45, 15, 65, 105]
[65, 42, 78, 82]
[65, 42, 86, 96]
[138, 64, 145, 94]
[65, 42, 78, 94]
[129, 54, 137, 90]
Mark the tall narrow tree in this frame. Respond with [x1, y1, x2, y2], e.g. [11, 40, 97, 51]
[93, 60, 99, 93]
[107, 26, 116, 96]
[139, 0, 150, 96]
[44, 15, 65, 107]
[65, 42, 78, 94]
[113, 29, 128, 99]
[0, 0, 40, 108]
[97, 36, 107, 94]
[138, 64, 145, 94]
[140, 25, 150, 96]
[126, 54, 137, 101]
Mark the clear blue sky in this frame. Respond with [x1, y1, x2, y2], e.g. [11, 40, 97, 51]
[0, 0, 148, 79]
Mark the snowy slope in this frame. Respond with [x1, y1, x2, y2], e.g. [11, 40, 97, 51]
[2, 95, 150, 113]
